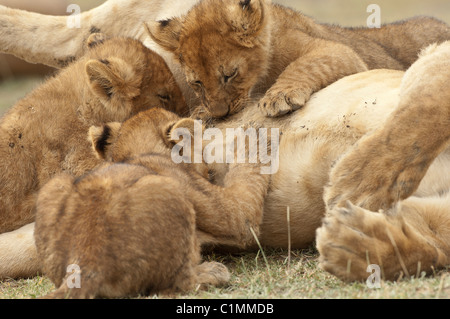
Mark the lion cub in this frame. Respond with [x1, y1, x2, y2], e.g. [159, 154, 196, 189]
[148, 0, 450, 118]
[35, 107, 269, 298]
[0, 34, 187, 233]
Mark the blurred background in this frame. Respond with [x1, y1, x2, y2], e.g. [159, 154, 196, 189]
[1, 0, 450, 114]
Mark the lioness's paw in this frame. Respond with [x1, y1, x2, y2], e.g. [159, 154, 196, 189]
[325, 158, 394, 213]
[317, 202, 376, 282]
[258, 87, 310, 117]
[325, 133, 400, 212]
[326, 129, 431, 212]
[317, 202, 433, 282]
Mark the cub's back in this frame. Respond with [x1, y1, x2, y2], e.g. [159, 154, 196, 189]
[35, 159, 198, 297]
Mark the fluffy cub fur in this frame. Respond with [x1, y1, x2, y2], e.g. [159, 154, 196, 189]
[35, 107, 270, 298]
[0, 34, 186, 234]
[148, 0, 450, 117]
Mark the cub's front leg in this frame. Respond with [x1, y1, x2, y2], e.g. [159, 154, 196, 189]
[259, 38, 368, 117]
[194, 162, 271, 250]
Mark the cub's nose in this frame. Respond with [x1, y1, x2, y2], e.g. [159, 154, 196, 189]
[208, 102, 230, 118]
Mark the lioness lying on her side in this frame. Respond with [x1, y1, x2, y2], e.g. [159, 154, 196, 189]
[37, 42, 450, 288]
[2, 42, 450, 284]
[36, 107, 269, 298]
[0, 34, 187, 236]
[0, 0, 449, 284]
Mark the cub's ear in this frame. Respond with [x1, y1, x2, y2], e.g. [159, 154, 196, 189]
[226, 0, 269, 48]
[89, 122, 122, 160]
[86, 57, 143, 102]
[85, 32, 109, 49]
[145, 19, 183, 53]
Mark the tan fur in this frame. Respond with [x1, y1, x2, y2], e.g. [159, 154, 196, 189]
[3, 44, 450, 284]
[316, 42, 450, 281]
[0, 224, 39, 279]
[35, 107, 272, 298]
[209, 42, 449, 280]
[325, 42, 450, 212]
[0, 35, 187, 234]
[148, 0, 450, 117]
[0, 1, 449, 283]
[3, 0, 449, 117]
[0, 0, 202, 111]
[2, 44, 450, 283]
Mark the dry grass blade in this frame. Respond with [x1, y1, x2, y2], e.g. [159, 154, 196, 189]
[249, 226, 272, 279]
[385, 227, 410, 278]
[287, 206, 292, 273]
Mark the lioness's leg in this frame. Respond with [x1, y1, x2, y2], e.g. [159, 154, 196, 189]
[0, 0, 164, 68]
[317, 194, 450, 282]
[0, 223, 40, 279]
[325, 42, 450, 212]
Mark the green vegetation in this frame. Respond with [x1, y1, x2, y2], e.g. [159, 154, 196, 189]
[1, 248, 449, 299]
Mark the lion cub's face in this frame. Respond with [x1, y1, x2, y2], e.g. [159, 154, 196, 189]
[148, 0, 272, 118]
[89, 108, 178, 163]
[89, 108, 207, 177]
[86, 35, 188, 118]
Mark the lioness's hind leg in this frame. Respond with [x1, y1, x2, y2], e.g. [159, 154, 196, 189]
[317, 194, 450, 282]
[326, 41, 450, 212]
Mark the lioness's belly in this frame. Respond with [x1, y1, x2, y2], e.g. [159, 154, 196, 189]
[259, 69, 404, 248]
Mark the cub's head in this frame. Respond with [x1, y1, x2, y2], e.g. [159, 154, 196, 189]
[84, 34, 188, 121]
[147, 0, 272, 118]
[89, 108, 201, 164]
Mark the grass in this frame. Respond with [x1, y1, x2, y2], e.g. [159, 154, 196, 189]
[1, 0, 450, 300]
[1, 247, 449, 299]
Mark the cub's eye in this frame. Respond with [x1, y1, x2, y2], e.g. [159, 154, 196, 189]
[190, 80, 204, 90]
[223, 69, 238, 84]
[158, 94, 171, 102]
